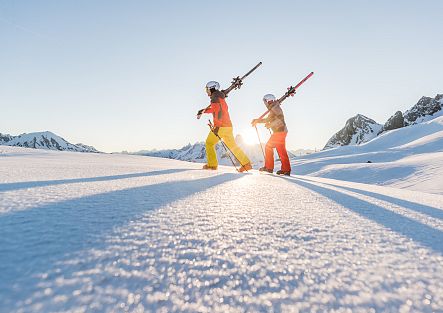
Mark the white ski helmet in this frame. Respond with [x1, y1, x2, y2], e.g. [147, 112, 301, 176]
[205, 81, 220, 91]
[263, 94, 276, 104]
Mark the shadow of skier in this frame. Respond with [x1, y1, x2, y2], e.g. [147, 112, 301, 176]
[282, 177, 443, 255]
[298, 178, 443, 221]
[0, 172, 242, 303]
[0, 168, 194, 192]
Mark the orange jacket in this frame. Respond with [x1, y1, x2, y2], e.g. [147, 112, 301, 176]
[203, 90, 232, 127]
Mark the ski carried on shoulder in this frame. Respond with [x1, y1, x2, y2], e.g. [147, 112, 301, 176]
[255, 71, 314, 120]
[222, 61, 262, 96]
[198, 62, 262, 119]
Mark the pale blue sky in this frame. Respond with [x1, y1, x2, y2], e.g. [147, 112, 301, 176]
[1, 0, 442, 152]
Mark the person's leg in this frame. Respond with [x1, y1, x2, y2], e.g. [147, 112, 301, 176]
[205, 130, 220, 168]
[218, 127, 251, 166]
[265, 134, 277, 170]
[275, 132, 291, 172]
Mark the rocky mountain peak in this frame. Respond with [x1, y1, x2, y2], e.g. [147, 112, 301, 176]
[379, 111, 404, 134]
[379, 94, 443, 135]
[323, 114, 382, 150]
[404, 94, 442, 125]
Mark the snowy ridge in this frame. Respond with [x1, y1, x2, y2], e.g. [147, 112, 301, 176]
[0, 147, 443, 312]
[325, 94, 443, 150]
[294, 111, 443, 194]
[0, 131, 100, 153]
[0, 133, 14, 144]
[323, 114, 382, 150]
[403, 94, 443, 126]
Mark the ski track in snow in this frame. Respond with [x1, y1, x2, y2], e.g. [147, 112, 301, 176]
[1, 147, 443, 313]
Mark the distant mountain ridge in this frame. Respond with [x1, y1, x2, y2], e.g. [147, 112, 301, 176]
[133, 135, 300, 167]
[0, 131, 100, 153]
[324, 94, 443, 150]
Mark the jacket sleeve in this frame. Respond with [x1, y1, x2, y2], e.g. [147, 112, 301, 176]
[203, 104, 215, 114]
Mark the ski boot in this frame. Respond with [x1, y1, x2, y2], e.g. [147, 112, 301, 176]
[238, 163, 252, 173]
[259, 167, 273, 173]
[276, 170, 291, 176]
[202, 164, 217, 170]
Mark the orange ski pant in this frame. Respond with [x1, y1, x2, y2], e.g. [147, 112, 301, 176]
[265, 132, 291, 172]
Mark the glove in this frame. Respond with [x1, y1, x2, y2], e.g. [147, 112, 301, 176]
[251, 119, 263, 127]
[265, 122, 271, 129]
[213, 127, 219, 136]
[196, 109, 204, 119]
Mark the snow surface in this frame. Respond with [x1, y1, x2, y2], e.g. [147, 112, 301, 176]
[1, 146, 443, 312]
[294, 112, 443, 195]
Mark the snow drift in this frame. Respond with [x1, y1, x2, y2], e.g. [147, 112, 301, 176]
[294, 110, 443, 194]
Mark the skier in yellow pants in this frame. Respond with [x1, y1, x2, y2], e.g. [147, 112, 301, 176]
[205, 126, 251, 170]
[197, 81, 252, 172]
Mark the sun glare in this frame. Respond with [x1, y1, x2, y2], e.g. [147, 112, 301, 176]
[240, 128, 259, 145]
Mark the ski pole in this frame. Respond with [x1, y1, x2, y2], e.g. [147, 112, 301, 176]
[208, 120, 243, 172]
[254, 125, 266, 161]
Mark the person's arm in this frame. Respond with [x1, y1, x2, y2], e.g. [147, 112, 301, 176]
[251, 117, 268, 126]
[197, 102, 216, 119]
[197, 91, 224, 118]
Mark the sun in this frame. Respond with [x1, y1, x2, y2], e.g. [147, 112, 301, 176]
[240, 128, 259, 145]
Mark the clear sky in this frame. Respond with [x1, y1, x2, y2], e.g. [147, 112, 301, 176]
[1, 0, 442, 152]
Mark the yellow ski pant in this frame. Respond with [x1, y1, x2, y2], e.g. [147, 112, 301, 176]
[205, 127, 251, 168]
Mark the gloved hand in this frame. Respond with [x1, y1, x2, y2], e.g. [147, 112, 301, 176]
[265, 122, 271, 129]
[196, 109, 204, 119]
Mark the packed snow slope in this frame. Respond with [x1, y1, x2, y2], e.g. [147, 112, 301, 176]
[293, 111, 443, 195]
[1, 146, 443, 312]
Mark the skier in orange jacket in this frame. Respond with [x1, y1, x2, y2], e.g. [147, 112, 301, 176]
[252, 94, 291, 176]
[197, 81, 252, 172]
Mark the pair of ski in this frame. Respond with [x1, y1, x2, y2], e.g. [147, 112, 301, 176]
[204, 62, 314, 173]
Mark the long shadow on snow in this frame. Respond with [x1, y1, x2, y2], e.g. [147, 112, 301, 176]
[283, 177, 443, 255]
[0, 168, 192, 193]
[297, 178, 443, 221]
[0, 172, 241, 299]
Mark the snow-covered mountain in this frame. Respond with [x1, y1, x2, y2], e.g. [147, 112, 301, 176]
[323, 114, 382, 150]
[403, 94, 442, 125]
[0, 133, 14, 144]
[0, 131, 100, 153]
[325, 94, 443, 150]
[134, 134, 290, 167]
[294, 109, 443, 194]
